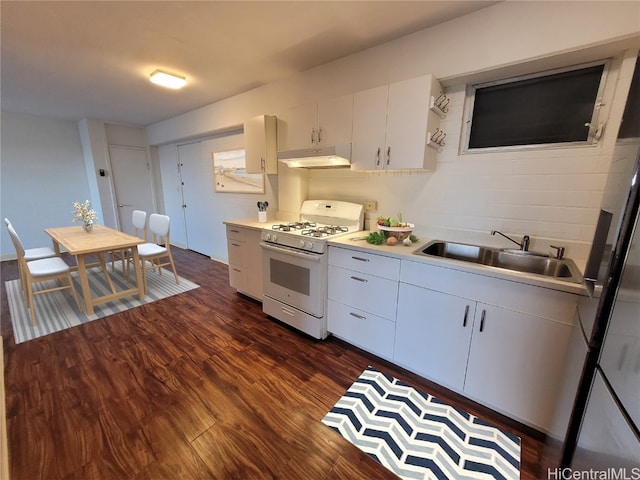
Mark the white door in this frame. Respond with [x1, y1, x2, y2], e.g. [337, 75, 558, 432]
[109, 146, 155, 235]
[158, 144, 188, 248]
[177, 141, 216, 257]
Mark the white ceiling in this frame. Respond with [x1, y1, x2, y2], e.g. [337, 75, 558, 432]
[1, 1, 497, 126]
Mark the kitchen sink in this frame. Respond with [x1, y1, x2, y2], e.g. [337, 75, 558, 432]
[414, 240, 583, 283]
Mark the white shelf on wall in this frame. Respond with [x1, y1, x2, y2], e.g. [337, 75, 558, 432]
[430, 93, 449, 118]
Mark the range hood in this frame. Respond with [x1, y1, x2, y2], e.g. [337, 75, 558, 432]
[277, 144, 351, 168]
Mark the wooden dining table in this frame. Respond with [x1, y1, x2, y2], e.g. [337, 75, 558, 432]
[45, 225, 145, 315]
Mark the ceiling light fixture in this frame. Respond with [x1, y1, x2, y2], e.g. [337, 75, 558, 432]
[149, 69, 187, 89]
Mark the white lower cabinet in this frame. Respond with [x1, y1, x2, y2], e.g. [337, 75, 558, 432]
[326, 248, 578, 431]
[327, 246, 400, 361]
[396, 259, 578, 431]
[463, 303, 574, 430]
[225, 224, 263, 301]
[395, 284, 475, 391]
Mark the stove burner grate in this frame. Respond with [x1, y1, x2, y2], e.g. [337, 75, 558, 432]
[272, 222, 316, 232]
[301, 225, 349, 237]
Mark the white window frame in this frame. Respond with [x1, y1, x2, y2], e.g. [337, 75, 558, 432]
[461, 59, 611, 154]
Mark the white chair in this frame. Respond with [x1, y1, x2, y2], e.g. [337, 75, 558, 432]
[137, 214, 179, 294]
[112, 209, 147, 278]
[4, 218, 58, 294]
[6, 222, 81, 326]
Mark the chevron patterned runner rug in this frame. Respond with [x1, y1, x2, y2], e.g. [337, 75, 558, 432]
[322, 367, 521, 480]
[5, 265, 199, 344]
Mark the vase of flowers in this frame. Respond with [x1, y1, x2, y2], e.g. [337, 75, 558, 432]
[72, 200, 99, 232]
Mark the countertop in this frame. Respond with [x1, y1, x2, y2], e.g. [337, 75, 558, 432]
[223, 217, 589, 296]
[223, 218, 271, 231]
[328, 232, 589, 296]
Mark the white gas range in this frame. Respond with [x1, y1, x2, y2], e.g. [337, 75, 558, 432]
[260, 200, 364, 339]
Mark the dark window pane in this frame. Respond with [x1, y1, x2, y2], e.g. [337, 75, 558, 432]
[469, 65, 604, 149]
[618, 56, 640, 139]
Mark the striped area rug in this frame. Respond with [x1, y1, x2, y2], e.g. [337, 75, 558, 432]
[5, 265, 199, 344]
[322, 367, 521, 480]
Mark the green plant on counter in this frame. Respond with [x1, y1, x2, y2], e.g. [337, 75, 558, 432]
[366, 231, 385, 245]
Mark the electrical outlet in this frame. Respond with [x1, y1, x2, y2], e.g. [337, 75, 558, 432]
[363, 200, 378, 211]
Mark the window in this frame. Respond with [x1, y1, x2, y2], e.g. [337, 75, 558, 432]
[618, 55, 640, 139]
[464, 61, 609, 151]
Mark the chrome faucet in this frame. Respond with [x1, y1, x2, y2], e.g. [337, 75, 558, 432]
[491, 230, 530, 251]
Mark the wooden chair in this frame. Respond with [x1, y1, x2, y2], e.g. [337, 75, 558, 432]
[137, 214, 179, 294]
[4, 218, 58, 294]
[6, 222, 81, 326]
[112, 210, 147, 278]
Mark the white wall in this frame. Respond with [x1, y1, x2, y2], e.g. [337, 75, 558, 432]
[158, 132, 278, 262]
[147, 1, 640, 263]
[0, 112, 91, 258]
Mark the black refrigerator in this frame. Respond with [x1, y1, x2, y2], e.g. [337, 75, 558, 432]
[550, 55, 640, 473]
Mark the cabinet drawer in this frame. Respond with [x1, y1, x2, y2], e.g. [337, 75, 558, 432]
[227, 240, 245, 266]
[228, 264, 247, 290]
[226, 225, 246, 242]
[329, 247, 400, 280]
[328, 265, 399, 320]
[328, 300, 395, 360]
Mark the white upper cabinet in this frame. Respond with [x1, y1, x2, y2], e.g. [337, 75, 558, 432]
[351, 74, 442, 171]
[244, 114, 277, 174]
[351, 85, 388, 170]
[277, 94, 353, 151]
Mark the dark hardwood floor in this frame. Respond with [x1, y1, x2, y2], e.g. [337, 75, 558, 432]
[2, 248, 554, 479]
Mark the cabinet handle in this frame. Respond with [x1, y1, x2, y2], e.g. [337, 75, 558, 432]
[463, 305, 469, 327]
[351, 256, 370, 262]
[232, 268, 241, 273]
[311, 128, 316, 144]
[349, 312, 366, 320]
[231, 243, 241, 247]
[479, 309, 486, 332]
[261, 157, 265, 171]
[317, 127, 323, 144]
[376, 147, 381, 166]
[230, 229, 239, 233]
[350, 276, 368, 283]
[386, 146, 391, 166]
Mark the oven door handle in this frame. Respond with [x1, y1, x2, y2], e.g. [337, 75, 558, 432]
[260, 242, 323, 262]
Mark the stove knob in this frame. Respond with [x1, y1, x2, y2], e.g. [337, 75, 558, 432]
[299, 240, 306, 248]
[264, 233, 271, 241]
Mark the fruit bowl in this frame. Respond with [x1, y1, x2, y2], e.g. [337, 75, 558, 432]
[377, 223, 414, 241]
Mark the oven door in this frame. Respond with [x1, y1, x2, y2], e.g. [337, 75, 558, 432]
[260, 242, 326, 317]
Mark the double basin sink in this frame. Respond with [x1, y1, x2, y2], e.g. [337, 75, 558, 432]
[414, 240, 583, 284]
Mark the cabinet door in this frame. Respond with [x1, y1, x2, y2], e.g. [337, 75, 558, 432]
[464, 304, 574, 430]
[277, 102, 317, 151]
[244, 115, 277, 174]
[351, 85, 388, 171]
[386, 76, 430, 169]
[226, 225, 246, 292]
[317, 93, 353, 147]
[395, 283, 475, 391]
[243, 228, 264, 300]
[226, 226, 263, 300]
